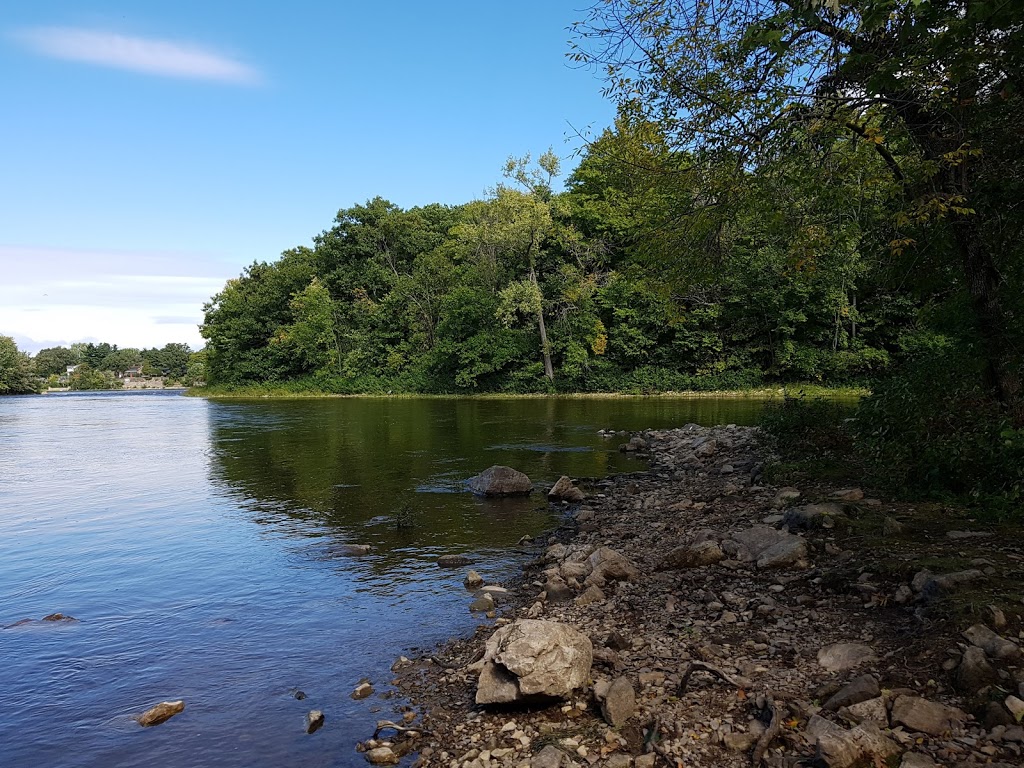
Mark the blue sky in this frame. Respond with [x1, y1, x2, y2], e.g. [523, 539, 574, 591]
[0, 1, 613, 353]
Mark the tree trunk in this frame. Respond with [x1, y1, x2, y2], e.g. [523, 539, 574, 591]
[950, 214, 1022, 424]
[530, 268, 555, 381]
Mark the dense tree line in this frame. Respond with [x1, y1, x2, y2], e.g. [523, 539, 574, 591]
[200, 137, 903, 393]
[0, 340, 204, 393]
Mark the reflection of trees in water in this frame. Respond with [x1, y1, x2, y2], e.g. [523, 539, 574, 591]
[206, 397, 766, 563]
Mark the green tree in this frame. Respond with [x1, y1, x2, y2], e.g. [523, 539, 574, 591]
[32, 346, 80, 377]
[573, 0, 1024, 419]
[99, 348, 142, 375]
[0, 336, 38, 394]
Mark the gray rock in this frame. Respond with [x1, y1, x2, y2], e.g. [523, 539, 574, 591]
[585, 547, 639, 585]
[530, 745, 567, 768]
[476, 619, 593, 705]
[470, 594, 495, 612]
[1007, 695, 1024, 722]
[544, 577, 574, 604]
[955, 646, 998, 694]
[467, 465, 533, 496]
[476, 661, 520, 704]
[137, 700, 185, 727]
[723, 729, 759, 752]
[575, 585, 605, 606]
[771, 487, 801, 509]
[815, 721, 901, 768]
[335, 544, 371, 556]
[823, 674, 881, 712]
[782, 502, 847, 531]
[599, 677, 636, 727]
[560, 561, 589, 581]
[890, 695, 965, 735]
[365, 746, 399, 765]
[883, 517, 906, 535]
[983, 701, 1015, 728]
[464, 570, 484, 589]
[900, 754, 937, 768]
[730, 525, 790, 561]
[305, 709, 324, 734]
[911, 569, 933, 593]
[817, 643, 877, 672]
[946, 530, 993, 540]
[351, 682, 374, 700]
[963, 623, 1022, 661]
[757, 535, 810, 569]
[831, 488, 864, 501]
[547, 475, 584, 503]
[437, 554, 475, 568]
[660, 540, 725, 570]
[842, 696, 888, 726]
[919, 569, 984, 601]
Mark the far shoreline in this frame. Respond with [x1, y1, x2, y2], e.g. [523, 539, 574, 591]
[187, 385, 867, 401]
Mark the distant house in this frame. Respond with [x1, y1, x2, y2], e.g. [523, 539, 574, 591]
[121, 366, 144, 379]
[66, 365, 79, 375]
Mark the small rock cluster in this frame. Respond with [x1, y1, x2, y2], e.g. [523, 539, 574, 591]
[379, 424, 1023, 768]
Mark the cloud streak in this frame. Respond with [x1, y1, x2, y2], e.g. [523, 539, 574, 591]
[14, 26, 260, 85]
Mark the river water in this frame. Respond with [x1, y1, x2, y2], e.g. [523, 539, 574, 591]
[0, 391, 766, 767]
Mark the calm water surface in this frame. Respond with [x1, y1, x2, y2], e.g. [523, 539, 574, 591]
[0, 391, 766, 767]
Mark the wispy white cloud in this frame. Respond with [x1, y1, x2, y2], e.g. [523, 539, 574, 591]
[13, 26, 260, 85]
[0, 244, 236, 351]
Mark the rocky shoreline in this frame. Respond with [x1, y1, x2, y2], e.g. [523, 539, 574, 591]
[359, 424, 1024, 768]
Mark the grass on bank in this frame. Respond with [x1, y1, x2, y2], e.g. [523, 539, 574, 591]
[188, 381, 867, 400]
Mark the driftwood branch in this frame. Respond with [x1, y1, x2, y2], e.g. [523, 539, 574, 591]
[677, 661, 744, 695]
[751, 700, 783, 767]
[372, 720, 433, 739]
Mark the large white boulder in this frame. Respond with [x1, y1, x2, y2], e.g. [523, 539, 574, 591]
[476, 619, 593, 705]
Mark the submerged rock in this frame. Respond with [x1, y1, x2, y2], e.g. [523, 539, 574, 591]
[335, 544, 372, 556]
[137, 700, 185, 727]
[467, 466, 533, 496]
[437, 554, 475, 568]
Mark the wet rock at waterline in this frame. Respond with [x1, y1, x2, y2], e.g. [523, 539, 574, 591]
[464, 570, 484, 589]
[137, 700, 185, 727]
[547, 475, 584, 503]
[335, 544, 372, 556]
[305, 709, 324, 734]
[476, 619, 593, 705]
[437, 554, 476, 568]
[365, 746, 399, 765]
[352, 682, 374, 700]
[466, 466, 533, 497]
